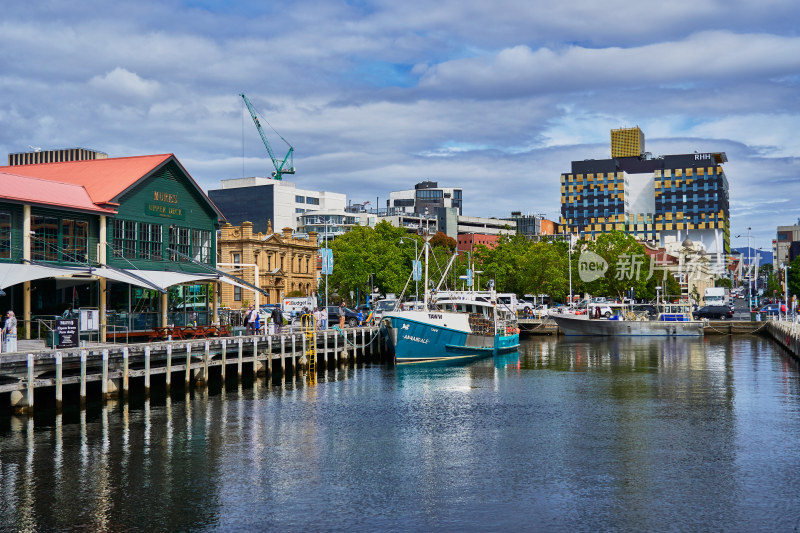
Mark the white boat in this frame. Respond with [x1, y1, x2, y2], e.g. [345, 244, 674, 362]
[549, 302, 704, 337]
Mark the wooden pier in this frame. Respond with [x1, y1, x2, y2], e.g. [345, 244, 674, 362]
[0, 327, 387, 415]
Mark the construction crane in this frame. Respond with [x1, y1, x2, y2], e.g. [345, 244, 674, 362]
[240, 93, 295, 180]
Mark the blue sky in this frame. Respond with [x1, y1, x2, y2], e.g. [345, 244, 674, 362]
[1, 0, 799, 255]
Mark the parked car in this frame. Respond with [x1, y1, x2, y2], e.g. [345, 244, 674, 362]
[517, 299, 534, 314]
[758, 303, 781, 316]
[325, 305, 361, 327]
[693, 305, 734, 320]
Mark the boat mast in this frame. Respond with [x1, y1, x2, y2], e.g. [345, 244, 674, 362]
[422, 229, 434, 308]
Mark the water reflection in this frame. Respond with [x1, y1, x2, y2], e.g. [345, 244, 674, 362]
[1, 337, 800, 531]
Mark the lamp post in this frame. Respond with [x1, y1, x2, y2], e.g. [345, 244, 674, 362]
[735, 228, 753, 312]
[782, 263, 789, 320]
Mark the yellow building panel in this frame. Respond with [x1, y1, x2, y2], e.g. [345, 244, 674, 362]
[665, 180, 671, 188]
[656, 223, 663, 231]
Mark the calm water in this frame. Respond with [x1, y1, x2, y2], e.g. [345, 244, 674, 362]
[2, 336, 800, 532]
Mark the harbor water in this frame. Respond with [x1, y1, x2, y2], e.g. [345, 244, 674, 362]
[2, 335, 800, 532]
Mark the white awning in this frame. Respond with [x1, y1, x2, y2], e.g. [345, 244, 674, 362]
[121, 270, 256, 293]
[0, 263, 259, 294]
[0, 263, 80, 290]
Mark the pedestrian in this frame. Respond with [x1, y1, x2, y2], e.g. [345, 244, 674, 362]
[272, 306, 283, 334]
[321, 307, 328, 330]
[62, 306, 74, 319]
[245, 305, 256, 335]
[357, 309, 364, 327]
[339, 302, 346, 329]
[313, 307, 322, 330]
[3, 310, 17, 353]
[781, 302, 787, 321]
[254, 309, 261, 335]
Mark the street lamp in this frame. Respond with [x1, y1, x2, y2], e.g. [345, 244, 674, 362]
[735, 227, 753, 311]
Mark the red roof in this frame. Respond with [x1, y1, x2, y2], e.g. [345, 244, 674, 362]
[0, 171, 116, 214]
[0, 154, 173, 206]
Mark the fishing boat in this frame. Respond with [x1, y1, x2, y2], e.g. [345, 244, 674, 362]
[381, 233, 520, 364]
[548, 301, 704, 337]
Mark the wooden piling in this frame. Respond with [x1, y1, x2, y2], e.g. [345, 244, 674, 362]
[55, 351, 63, 412]
[144, 346, 151, 394]
[123, 346, 130, 396]
[185, 343, 192, 387]
[237, 339, 243, 379]
[221, 339, 227, 382]
[102, 348, 110, 399]
[80, 350, 87, 407]
[165, 345, 171, 390]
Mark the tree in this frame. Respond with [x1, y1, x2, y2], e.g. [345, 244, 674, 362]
[582, 231, 652, 299]
[715, 277, 732, 289]
[788, 256, 800, 297]
[430, 231, 456, 252]
[329, 222, 413, 304]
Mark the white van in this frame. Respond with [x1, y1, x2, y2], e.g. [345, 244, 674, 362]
[282, 296, 318, 321]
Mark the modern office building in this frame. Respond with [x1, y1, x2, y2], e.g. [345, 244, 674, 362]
[387, 180, 463, 216]
[611, 126, 646, 158]
[208, 177, 346, 234]
[7, 147, 108, 166]
[560, 127, 730, 270]
[775, 224, 800, 266]
[297, 209, 364, 242]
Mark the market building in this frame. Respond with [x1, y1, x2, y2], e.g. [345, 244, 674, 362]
[0, 151, 251, 341]
[217, 220, 318, 308]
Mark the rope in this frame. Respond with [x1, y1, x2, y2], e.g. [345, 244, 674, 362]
[702, 321, 770, 335]
[330, 325, 381, 347]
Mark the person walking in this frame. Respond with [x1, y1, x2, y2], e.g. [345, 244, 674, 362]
[245, 305, 256, 335]
[357, 309, 364, 327]
[321, 307, 328, 330]
[339, 302, 346, 329]
[3, 310, 17, 353]
[272, 306, 283, 334]
[254, 309, 261, 335]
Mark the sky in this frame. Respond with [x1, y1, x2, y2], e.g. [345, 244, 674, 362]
[1, 0, 798, 255]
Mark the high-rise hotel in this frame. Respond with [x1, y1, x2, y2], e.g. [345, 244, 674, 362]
[560, 127, 730, 264]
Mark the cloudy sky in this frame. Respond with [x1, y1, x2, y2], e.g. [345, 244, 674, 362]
[1, 0, 798, 254]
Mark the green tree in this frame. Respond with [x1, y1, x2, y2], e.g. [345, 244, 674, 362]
[329, 222, 414, 304]
[787, 256, 800, 297]
[715, 277, 733, 289]
[583, 231, 651, 299]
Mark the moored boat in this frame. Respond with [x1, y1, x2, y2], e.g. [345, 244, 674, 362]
[382, 233, 519, 364]
[549, 302, 704, 337]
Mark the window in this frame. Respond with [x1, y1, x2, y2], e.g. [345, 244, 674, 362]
[0, 212, 11, 259]
[233, 253, 241, 264]
[32, 215, 59, 261]
[295, 195, 305, 203]
[138, 223, 163, 260]
[112, 219, 137, 259]
[234, 285, 242, 301]
[306, 197, 319, 205]
[62, 219, 89, 263]
[416, 189, 443, 199]
[169, 226, 190, 261]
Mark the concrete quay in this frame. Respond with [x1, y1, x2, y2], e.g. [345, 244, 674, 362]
[519, 317, 769, 336]
[0, 327, 387, 415]
[764, 320, 800, 361]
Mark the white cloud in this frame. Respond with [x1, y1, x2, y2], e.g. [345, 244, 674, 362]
[88, 67, 161, 98]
